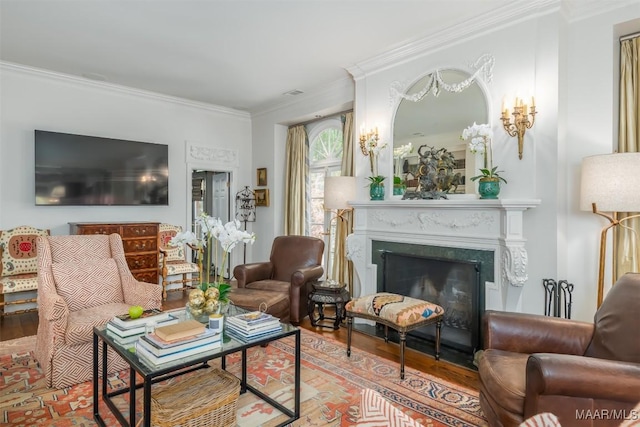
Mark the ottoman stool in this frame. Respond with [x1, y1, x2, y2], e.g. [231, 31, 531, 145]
[345, 292, 444, 379]
[227, 287, 290, 322]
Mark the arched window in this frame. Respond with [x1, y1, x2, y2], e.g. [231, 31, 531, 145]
[307, 118, 343, 242]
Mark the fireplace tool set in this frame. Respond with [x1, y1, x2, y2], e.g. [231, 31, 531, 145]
[542, 279, 574, 319]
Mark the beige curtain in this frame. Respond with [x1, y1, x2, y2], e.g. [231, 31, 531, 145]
[284, 125, 308, 235]
[615, 36, 640, 279]
[331, 112, 355, 294]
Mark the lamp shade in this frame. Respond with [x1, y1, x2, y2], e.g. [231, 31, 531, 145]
[580, 152, 640, 212]
[324, 176, 356, 210]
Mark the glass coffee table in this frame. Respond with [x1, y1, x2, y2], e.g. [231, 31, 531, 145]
[93, 306, 300, 427]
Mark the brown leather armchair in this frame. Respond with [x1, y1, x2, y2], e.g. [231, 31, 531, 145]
[477, 273, 640, 427]
[233, 235, 324, 325]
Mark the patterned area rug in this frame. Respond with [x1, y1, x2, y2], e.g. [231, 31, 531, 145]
[0, 331, 486, 426]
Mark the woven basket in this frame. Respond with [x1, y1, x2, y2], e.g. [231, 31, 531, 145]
[150, 368, 240, 427]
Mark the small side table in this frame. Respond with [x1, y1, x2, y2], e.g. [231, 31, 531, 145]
[308, 281, 351, 330]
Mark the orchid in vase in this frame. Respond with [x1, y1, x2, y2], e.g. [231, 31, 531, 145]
[461, 122, 506, 199]
[393, 142, 413, 195]
[461, 122, 507, 184]
[170, 213, 255, 318]
[360, 131, 388, 199]
[360, 132, 388, 181]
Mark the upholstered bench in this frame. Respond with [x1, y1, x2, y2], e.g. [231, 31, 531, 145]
[227, 287, 290, 322]
[345, 292, 444, 379]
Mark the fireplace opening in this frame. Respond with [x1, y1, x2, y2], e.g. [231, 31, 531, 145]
[350, 240, 493, 368]
[380, 251, 482, 357]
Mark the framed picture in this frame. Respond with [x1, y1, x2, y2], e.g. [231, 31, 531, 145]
[255, 189, 270, 207]
[257, 168, 267, 186]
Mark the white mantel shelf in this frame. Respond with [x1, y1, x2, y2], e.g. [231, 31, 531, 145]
[349, 198, 540, 210]
[346, 198, 541, 313]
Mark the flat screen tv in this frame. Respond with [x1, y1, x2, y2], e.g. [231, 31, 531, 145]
[35, 130, 169, 206]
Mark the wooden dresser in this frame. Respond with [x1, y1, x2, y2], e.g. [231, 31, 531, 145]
[69, 222, 159, 284]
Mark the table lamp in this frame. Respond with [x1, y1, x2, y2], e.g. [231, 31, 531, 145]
[579, 152, 640, 307]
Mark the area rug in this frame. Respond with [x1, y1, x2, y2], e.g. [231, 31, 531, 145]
[0, 331, 487, 426]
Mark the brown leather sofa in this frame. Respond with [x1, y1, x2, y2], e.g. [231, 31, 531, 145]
[477, 273, 640, 427]
[233, 235, 324, 325]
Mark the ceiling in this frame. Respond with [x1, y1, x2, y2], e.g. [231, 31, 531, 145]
[1, 1, 620, 115]
[1, 0, 526, 114]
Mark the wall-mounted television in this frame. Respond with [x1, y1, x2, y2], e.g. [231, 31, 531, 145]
[35, 130, 169, 206]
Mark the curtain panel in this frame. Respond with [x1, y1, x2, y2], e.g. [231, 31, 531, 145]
[615, 37, 640, 280]
[284, 125, 309, 236]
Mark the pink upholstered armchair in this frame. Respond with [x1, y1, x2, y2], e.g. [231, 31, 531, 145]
[34, 234, 162, 388]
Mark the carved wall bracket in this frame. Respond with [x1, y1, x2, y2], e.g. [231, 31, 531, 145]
[501, 245, 529, 287]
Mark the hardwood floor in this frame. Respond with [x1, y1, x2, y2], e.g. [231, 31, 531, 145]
[0, 291, 480, 391]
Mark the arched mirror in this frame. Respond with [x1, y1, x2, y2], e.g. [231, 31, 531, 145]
[392, 69, 489, 195]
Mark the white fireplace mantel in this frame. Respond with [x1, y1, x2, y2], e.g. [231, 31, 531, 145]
[346, 197, 540, 313]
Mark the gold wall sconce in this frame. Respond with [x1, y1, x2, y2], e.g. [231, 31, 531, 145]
[358, 126, 379, 156]
[501, 97, 537, 159]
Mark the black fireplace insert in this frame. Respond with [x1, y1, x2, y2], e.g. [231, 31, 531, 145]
[379, 250, 483, 357]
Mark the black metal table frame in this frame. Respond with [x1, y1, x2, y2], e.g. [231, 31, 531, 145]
[92, 327, 301, 427]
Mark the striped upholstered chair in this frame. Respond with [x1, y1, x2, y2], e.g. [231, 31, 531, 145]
[34, 233, 162, 388]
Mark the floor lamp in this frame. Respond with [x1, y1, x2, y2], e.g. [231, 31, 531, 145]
[323, 176, 357, 284]
[580, 152, 640, 307]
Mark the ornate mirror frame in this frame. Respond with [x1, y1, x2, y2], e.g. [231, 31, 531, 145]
[390, 54, 494, 195]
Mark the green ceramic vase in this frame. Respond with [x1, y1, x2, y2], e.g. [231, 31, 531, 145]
[393, 185, 406, 196]
[369, 182, 385, 200]
[478, 177, 500, 199]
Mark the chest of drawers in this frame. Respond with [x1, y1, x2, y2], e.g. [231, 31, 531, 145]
[69, 222, 159, 284]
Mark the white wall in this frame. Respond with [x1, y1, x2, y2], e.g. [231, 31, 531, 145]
[565, 5, 640, 320]
[0, 63, 252, 266]
[0, 64, 252, 233]
[250, 3, 639, 322]
[249, 78, 354, 261]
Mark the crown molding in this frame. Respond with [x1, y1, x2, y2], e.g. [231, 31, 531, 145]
[0, 61, 251, 119]
[562, 0, 640, 22]
[347, 0, 561, 79]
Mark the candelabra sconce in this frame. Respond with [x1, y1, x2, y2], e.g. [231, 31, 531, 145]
[359, 126, 379, 156]
[500, 97, 537, 159]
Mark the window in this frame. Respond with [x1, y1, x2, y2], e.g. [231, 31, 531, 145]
[307, 117, 344, 275]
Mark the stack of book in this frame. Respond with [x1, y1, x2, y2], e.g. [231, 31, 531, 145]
[135, 319, 222, 365]
[226, 311, 282, 340]
[106, 309, 179, 346]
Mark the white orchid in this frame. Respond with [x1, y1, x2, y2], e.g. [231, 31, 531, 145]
[218, 219, 255, 252]
[393, 142, 413, 159]
[361, 137, 388, 178]
[462, 123, 493, 153]
[172, 212, 256, 289]
[369, 139, 388, 155]
[461, 122, 506, 183]
[461, 122, 493, 159]
[169, 230, 199, 247]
